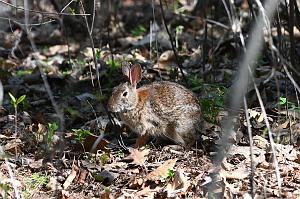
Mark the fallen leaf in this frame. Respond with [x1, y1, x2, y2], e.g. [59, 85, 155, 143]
[135, 186, 156, 198]
[128, 148, 150, 166]
[4, 139, 23, 154]
[28, 159, 43, 169]
[47, 176, 60, 191]
[78, 169, 88, 184]
[63, 164, 78, 189]
[146, 159, 177, 181]
[46, 43, 80, 56]
[166, 168, 191, 193]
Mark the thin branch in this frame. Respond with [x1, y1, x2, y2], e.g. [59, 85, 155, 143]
[243, 97, 255, 198]
[0, 16, 55, 26]
[251, 70, 282, 193]
[209, 0, 281, 194]
[158, 0, 188, 85]
[0, 0, 90, 16]
[23, 0, 65, 132]
[60, 0, 75, 13]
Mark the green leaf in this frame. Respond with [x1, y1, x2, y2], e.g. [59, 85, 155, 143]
[279, 97, 286, 105]
[167, 169, 175, 178]
[16, 95, 26, 105]
[48, 122, 58, 133]
[8, 92, 16, 103]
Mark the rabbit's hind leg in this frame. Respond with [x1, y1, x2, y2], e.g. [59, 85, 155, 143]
[165, 122, 195, 147]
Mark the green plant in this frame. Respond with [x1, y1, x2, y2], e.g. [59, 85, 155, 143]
[16, 69, 33, 76]
[166, 169, 175, 179]
[190, 81, 227, 124]
[131, 25, 147, 36]
[189, 75, 204, 90]
[106, 59, 121, 70]
[99, 153, 110, 165]
[172, 0, 180, 12]
[95, 49, 101, 60]
[175, 25, 184, 49]
[72, 129, 92, 143]
[279, 97, 300, 112]
[47, 122, 58, 146]
[116, 150, 125, 158]
[8, 92, 26, 135]
[67, 58, 86, 72]
[23, 173, 49, 199]
[0, 182, 10, 199]
[172, 0, 186, 14]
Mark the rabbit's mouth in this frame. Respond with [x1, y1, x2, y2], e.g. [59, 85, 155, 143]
[109, 106, 127, 113]
[110, 106, 135, 113]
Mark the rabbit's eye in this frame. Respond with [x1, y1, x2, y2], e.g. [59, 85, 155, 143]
[122, 91, 128, 97]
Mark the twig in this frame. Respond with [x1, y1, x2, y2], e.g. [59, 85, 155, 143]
[209, 0, 281, 195]
[60, 0, 75, 13]
[23, 0, 65, 131]
[251, 68, 282, 193]
[243, 97, 255, 198]
[0, 0, 90, 16]
[0, 146, 21, 199]
[79, 0, 102, 93]
[151, 0, 162, 80]
[0, 16, 56, 26]
[158, 0, 188, 85]
[289, 0, 296, 67]
[0, 80, 3, 106]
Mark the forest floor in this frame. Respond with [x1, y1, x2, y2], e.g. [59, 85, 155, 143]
[1, 1, 300, 198]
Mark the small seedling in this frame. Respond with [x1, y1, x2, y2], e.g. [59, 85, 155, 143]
[0, 183, 10, 199]
[99, 153, 110, 166]
[190, 80, 227, 124]
[278, 97, 300, 112]
[117, 150, 125, 158]
[175, 25, 184, 49]
[166, 169, 175, 179]
[106, 59, 121, 70]
[95, 49, 101, 60]
[72, 129, 92, 143]
[131, 25, 147, 36]
[47, 122, 58, 147]
[16, 69, 33, 76]
[8, 92, 26, 135]
[23, 173, 49, 199]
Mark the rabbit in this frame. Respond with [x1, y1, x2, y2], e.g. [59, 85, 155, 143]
[108, 62, 202, 147]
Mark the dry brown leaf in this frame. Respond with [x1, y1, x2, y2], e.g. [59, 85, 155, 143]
[28, 159, 43, 169]
[63, 164, 78, 189]
[4, 139, 23, 154]
[167, 168, 191, 193]
[78, 169, 88, 184]
[221, 166, 249, 180]
[128, 148, 150, 166]
[83, 135, 110, 153]
[135, 186, 156, 198]
[47, 177, 60, 191]
[146, 159, 177, 181]
[47, 43, 80, 56]
[128, 176, 144, 189]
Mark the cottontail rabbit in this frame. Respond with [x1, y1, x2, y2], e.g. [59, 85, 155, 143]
[108, 62, 202, 147]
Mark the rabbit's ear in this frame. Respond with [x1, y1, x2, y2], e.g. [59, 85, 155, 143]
[130, 64, 142, 87]
[122, 62, 131, 78]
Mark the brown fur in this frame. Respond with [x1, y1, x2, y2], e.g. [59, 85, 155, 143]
[108, 63, 202, 147]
